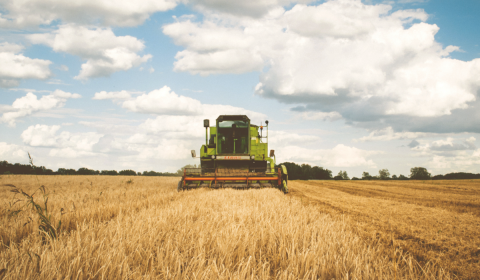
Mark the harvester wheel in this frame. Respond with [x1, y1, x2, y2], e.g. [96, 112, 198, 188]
[282, 179, 289, 194]
[177, 180, 183, 192]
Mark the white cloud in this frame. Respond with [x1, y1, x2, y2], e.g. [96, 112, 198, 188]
[163, 0, 480, 120]
[0, 44, 52, 87]
[140, 103, 267, 138]
[21, 124, 61, 146]
[299, 111, 342, 121]
[277, 144, 379, 168]
[411, 137, 477, 154]
[0, 0, 177, 28]
[28, 25, 152, 79]
[96, 86, 268, 138]
[93, 90, 132, 100]
[354, 127, 427, 142]
[125, 138, 191, 161]
[429, 149, 480, 174]
[163, 21, 264, 75]
[48, 148, 98, 158]
[0, 42, 24, 53]
[268, 130, 321, 146]
[122, 86, 203, 115]
[21, 124, 103, 158]
[0, 90, 80, 126]
[0, 142, 28, 162]
[187, 0, 310, 18]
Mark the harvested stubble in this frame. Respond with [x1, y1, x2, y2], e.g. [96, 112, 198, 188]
[1, 175, 448, 279]
[290, 179, 480, 279]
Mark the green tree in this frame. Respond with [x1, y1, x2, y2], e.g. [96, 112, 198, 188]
[410, 167, 431, 180]
[378, 169, 390, 180]
[177, 164, 198, 175]
[337, 170, 349, 180]
[362, 172, 372, 180]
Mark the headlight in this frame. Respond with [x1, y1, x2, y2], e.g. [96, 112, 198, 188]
[251, 155, 255, 160]
[211, 155, 216, 159]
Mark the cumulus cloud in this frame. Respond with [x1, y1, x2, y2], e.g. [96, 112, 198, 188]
[187, 0, 307, 18]
[163, 21, 264, 75]
[354, 127, 428, 142]
[0, 0, 177, 28]
[93, 90, 132, 100]
[411, 137, 477, 155]
[0, 42, 52, 87]
[28, 25, 152, 79]
[429, 150, 480, 173]
[140, 103, 267, 138]
[122, 86, 203, 115]
[298, 111, 342, 121]
[0, 142, 28, 162]
[0, 90, 80, 126]
[95, 86, 268, 137]
[163, 0, 480, 131]
[268, 130, 321, 146]
[277, 144, 379, 168]
[21, 124, 102, 158]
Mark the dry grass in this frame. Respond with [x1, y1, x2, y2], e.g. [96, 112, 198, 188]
[0, 175, 453, 279]
[289, 179, 480, 279]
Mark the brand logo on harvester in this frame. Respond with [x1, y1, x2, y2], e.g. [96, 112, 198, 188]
[225, 156, 241, 159]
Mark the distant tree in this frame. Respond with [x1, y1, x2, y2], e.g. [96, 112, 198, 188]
[351, 177, 360, 180]
[137, 172, 142, 176]
[362, 172, 372, 180]
[391, 174, 398, 179]
[177, 164, 198, 175]
[58, 168, 76, 175]
[398, 174, 409, 180]
[379, 169, 390, 180]
[77, 167, 96, 175]
[119, 170, 136, 176]
[101, 170, 118, 175]
[410, 167, 431, 180]
[337, 170, 349, 180]
[443, 172, 480, 180]
[333, 175, 343, 180]
[311, 166, 332, 180]
[300, 164, 313, 179]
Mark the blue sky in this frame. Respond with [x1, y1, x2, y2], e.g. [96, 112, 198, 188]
[1, 0, 479, 178]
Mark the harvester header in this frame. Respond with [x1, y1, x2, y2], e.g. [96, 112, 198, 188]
[178, 115, 288, 193]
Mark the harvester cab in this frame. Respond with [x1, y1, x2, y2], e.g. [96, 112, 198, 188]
[177, 115, 288, 193]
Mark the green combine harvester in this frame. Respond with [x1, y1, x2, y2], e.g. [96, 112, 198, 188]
[178, 115, 288, 193]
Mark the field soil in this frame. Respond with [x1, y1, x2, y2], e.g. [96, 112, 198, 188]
[0, 175, 477, 279]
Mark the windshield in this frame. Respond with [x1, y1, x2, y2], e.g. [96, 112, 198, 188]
[217, 120, 249, 154]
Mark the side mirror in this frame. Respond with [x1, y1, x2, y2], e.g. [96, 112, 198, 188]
[191, 150, 196, 158]
[204, 119, 209, 128]
[269, 150, 275, 157]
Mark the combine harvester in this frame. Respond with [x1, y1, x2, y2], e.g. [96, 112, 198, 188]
[178, 115, 288, 193]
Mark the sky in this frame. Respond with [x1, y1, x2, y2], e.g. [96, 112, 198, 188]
[0, 0, 479, 178]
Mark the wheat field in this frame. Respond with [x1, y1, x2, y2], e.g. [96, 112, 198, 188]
[0, 175, 470, 279]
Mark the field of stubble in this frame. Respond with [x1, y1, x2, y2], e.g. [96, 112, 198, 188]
[1, 175, 477, 279]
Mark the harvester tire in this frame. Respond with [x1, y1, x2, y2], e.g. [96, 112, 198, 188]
[177, 180, 183, 192]
[282, 179, 289, 194]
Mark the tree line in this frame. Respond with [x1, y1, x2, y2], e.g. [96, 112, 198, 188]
[277, 163, 480, 181]
[0, 161, 178, 176]
[2, 159, 479, 180]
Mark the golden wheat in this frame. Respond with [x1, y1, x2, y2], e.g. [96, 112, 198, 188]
[0, 175, 451, 279]
[291, 179, 480, 279]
